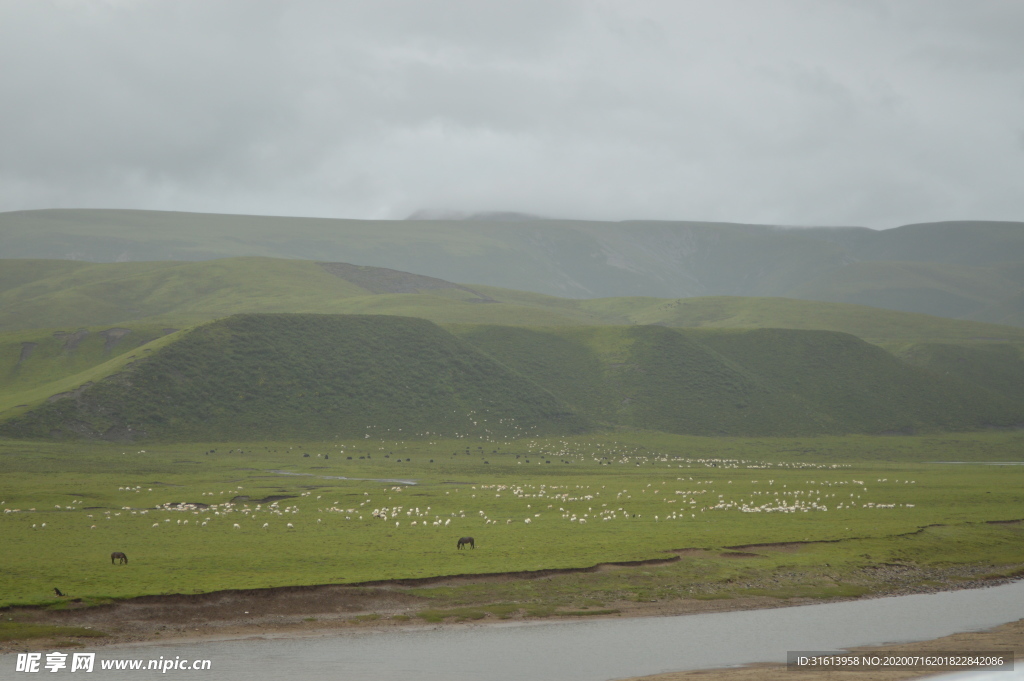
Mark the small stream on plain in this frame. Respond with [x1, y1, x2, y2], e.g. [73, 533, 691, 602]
[3, 580, 1022, 681]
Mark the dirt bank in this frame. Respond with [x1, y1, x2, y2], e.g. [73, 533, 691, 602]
[1, 576, 1019, 656]
[1, 585, 819, 654]
[3, 575, 1022, 681]
[619, 618, 1024, 681]
[2, 557, 1021, 658]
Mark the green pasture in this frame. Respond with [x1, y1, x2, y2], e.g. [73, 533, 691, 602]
[1, 432, 1022, 609]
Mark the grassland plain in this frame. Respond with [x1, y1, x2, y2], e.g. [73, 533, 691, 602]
[1, 432, 1022, 613]
[3, 314, 1022, 441]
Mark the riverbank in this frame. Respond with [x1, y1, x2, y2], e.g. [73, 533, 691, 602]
[0, 589, 834, 653]
[4, 579, 1024, 681]
[2, 561, 1021, 655]
[621, 617, 1024, 681]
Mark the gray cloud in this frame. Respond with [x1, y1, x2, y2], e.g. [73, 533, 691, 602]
[1, 0, 1022, 227]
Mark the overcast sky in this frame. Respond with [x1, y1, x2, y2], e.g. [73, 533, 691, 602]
[1, 0, 1022, 228]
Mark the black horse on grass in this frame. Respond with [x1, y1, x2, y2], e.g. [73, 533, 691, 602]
[457, 536, 475, 550]
[111, 552, 128, 565]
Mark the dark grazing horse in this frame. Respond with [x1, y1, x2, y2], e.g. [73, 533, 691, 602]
[111, 552, 128, 565]
[457, 536, 475, 550]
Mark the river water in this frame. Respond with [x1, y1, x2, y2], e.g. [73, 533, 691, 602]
[3, 581, 1022, 681]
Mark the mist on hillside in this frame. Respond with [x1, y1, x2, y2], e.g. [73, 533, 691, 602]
[3, 209, 1024, 326]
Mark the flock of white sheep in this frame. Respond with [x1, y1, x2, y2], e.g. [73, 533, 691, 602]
[1, 452, 919, 538]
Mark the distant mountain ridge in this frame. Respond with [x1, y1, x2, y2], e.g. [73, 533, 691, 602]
[2, 209, 1024, 325]
[405, 209, 549, 221]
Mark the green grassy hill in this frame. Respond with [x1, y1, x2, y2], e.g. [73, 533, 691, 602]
[690, 328, 1015, 434]
[0, 315, 587, 441]
[4, 209, 1024, 323]
[787, 260, 1012, 320]
[892, 342, 1024, 405]
[0, 324, 183, 420]
[5, 258, 1024, 344]
[569, 295, 1024, 342]
[3, 315, 1018, 442]
[4, 257, 1024, 440]
[455, 325, 1022, 437]
[0, 257, 601, 332]
[2, 325, 166, 390]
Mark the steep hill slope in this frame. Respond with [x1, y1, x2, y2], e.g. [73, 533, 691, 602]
[453, 324, 1023, 436]
[0, 315, 587, 441]
[690, 328, 1013, 434]
[0, 324, 183, 421]
[3, 209, 1024, 323]
[2, 315, 1019, 441]
[1, 324, 176, 396]
[892, 342, 1024, 406]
